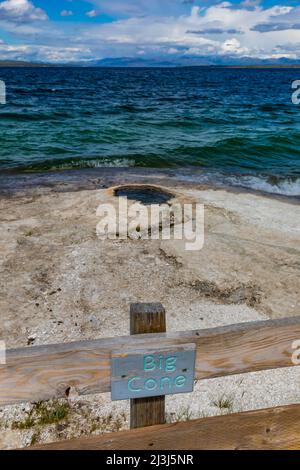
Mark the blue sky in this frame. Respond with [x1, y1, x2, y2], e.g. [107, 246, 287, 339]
[0, 0, 300, 63]
[33, 0, 114, 23]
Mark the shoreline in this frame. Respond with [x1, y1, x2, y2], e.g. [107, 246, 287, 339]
[0, 167, 299, 205]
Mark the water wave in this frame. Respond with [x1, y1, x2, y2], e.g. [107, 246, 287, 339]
[176, 172, 300, 197]
[1, 67, 300, 192]
[226, 175, 300, 197]
[22, 157, 136, 172]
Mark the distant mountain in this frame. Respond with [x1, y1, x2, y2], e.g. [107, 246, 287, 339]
[91, 56, 214, 67]
[91, 57, 178, 67]
[92, 56, 300, 68]
[1, 57, 300, 68]
[0, 60, 59, 67]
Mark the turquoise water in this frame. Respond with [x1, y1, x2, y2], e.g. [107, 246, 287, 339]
[0, 67, 300, 195]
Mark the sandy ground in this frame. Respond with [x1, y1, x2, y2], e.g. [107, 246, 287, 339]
[0, 170, 299, 448]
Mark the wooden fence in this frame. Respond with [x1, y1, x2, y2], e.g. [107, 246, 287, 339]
[0, 303, 299, 449]
[31, 404, 300, 450]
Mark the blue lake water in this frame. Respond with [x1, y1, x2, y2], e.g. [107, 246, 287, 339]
[0, 67, 300, 196]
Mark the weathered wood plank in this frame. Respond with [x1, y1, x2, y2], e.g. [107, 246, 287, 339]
[1, 316, 300, 406]
[30, 404, 300, 450]
[130, 303, 166, 429]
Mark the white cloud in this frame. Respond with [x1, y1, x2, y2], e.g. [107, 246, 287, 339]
[0, 41, 91, 62]
[80, 3, 298, 59]
[1, 2, 300, 63]
[60, 10, 73, 17]
[86, 10, 98, 18]
[0, 0, 47, 22]
[221, 37, 248, 55]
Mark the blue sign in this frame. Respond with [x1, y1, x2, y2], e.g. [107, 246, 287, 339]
[111, 344, 196, 401]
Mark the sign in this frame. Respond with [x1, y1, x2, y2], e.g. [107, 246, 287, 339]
[111, 343, 196, 401]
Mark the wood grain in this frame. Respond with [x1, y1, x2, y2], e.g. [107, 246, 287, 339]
[30, 403, 300, 450]
[130, 303, 166, 429]
[1, 315, 300, 406]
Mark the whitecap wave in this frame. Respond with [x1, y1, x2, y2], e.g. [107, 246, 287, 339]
[176, 172, 300, 197]
[226, 175, 300, 197]
[48, 158, 136, 170]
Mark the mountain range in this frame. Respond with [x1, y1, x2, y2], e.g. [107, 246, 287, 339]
[1, 57, 300, 68]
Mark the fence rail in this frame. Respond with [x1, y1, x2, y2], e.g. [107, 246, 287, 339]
[1, 314, 300, 406]
[30, 403, 300, 450]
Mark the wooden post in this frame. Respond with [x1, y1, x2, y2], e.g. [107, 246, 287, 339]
[130, 303, 166, 429]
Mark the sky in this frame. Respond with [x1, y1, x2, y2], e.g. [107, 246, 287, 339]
[0, 0, 300, 63]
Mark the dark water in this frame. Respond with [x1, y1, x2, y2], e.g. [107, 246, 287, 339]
[115, 187, 172, 205]
[0, 67, 300, 196]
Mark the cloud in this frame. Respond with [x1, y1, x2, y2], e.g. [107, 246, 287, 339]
[221, 37, 248, 54]
[60, 10, 73, 17]
[0, 0, 48, 22]
[1, 2, 300, 63]
[0, 41, 91, 62]
[86, 10, 98, 18]
[251, 22, 300, 32]
[250, 5, 300, 33]
[187, 28, 244, 35]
